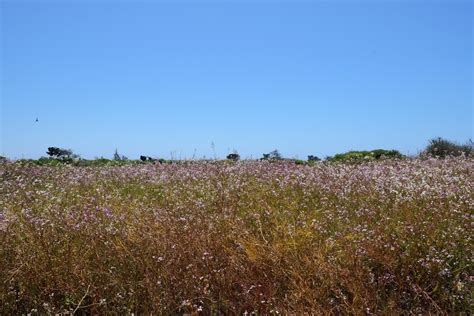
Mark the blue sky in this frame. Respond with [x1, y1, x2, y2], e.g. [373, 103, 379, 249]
[1, 0, 472, 159]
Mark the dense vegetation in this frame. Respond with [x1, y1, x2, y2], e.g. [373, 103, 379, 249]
[1, 156, 472, 314]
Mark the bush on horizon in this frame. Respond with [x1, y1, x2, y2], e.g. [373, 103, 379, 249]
[423, 137, 473, 158]
[226, 153, 241, 161]
[327, 149, 404, 162]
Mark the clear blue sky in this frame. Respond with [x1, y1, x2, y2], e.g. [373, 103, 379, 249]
[1, 0, 472, 159]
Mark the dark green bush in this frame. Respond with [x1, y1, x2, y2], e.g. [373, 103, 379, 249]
[226, 153, 240, 161]
[308, 155, 321, 162]
[423, 137, 473, 158]
[370, 149, 404, 159]
[328, 149, 404, 163]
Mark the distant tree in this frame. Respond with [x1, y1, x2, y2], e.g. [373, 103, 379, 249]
[262, 149, 282, 160]
[270, 150, 282, 160]
[140, 155, 147, 162]
[307, 155, 321, 162]
[114, 149, 121, 161]
[113, 149, 128, 161]
[226, 151, 240, 161]
[46, 147, 60, 157]
[47, 147, 73, 158]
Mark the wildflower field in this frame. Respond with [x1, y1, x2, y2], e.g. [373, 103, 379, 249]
[0, 158, 472, 314]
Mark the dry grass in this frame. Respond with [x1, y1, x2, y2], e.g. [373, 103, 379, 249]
[0, 158, 472, 314]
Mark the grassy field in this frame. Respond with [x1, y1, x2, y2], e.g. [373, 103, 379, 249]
[0, 158, 472, 314]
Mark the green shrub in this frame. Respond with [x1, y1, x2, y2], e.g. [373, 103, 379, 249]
[226, 153, 240, 161]
[370, 149, 404, 159]
[328, 149, 404, 163]
[27, 157, 73, 166]
[307, 155, 321, 162]
[423, 137, 473, 158]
